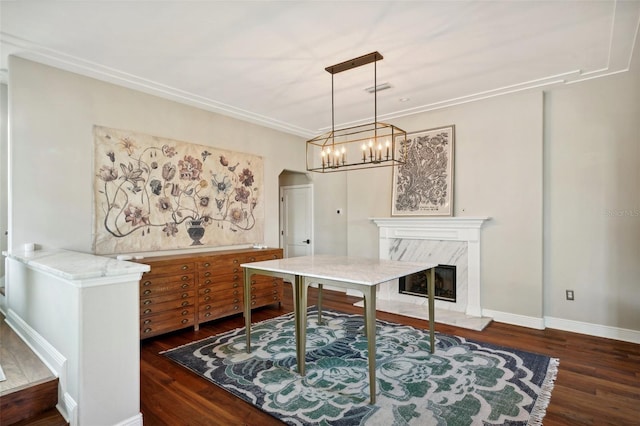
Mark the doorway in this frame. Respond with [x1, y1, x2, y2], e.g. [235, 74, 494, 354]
[280, 184, 313, 258]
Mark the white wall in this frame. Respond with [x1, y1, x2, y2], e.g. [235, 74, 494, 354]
[1, 83, 7, 290]
[7, 56, 305, 256]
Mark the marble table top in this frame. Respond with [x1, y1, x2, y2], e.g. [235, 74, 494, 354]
[3, 248, 150, 281]
[241, 254, 436, 286]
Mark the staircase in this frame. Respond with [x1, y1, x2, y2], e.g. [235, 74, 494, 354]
[0, 315, 67, 425]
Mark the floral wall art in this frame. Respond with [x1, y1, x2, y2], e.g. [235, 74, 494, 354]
[93, 126, 264, 254]
[392, 125, 455, 216]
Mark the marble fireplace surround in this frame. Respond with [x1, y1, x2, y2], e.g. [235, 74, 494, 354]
[370, 217, 492, 330]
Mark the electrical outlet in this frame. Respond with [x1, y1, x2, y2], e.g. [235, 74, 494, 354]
[566, 290, 574, 301]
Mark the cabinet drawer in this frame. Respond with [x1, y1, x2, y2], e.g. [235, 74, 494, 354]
[244, 252, 282, 263]
[199, 297, 243, 313]
[140, 294, 195, 316]
[199, 304, 242, 322]
[140, 308, 195, 337]
[140, 280, 195, 297]
[249, 276, 282, 288]
[250, 286, 280, 299]
[197, 256, 242, 270]
[200, 280, 242, 294]
[144, 262, 195, 276]
[249, 294, 281, 308]
[199, 270, 241, 282]
[140, 273, 195, 288]
[199, 287, 243, 303]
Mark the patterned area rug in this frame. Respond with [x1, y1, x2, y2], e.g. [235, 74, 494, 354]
[162, 308, 558, 425]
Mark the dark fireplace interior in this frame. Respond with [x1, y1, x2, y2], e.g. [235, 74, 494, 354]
[399, 265, 456, 302]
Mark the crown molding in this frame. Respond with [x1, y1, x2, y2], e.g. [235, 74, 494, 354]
[0, 32, 316, 138]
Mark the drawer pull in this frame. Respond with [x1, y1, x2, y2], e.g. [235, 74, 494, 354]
[251, 301, 256, 306]
[251, 287, 256, 292]
[204, 296, 211, 302]
[204, 272, 211, 277]
[251, 280, 256, 285]
[204, 262, 210, 267]
[272, 255, 278, 259]
[182, 276, 189, 281]
[233, 259, 239, 264]
[273, 282, 278, 287]
[181, 319, 188, 324]
[143, 281, 151, 286]
[273, 296, 278, 300]
[144, 328, 152, 333]
[143, 300, 152, 305]
[233, 290, 239, 296]
[143, 289, 151, 295]
[181, 265, 188, 270]
[233, 275, 239, 280]
[143, 319, 151, 324]
[181, 293, 189, 298]
[205, 312, 211, 317]
[273, 290, 278, 294]
[205, 279, 212, 285]
[143, 309, 152, 314]
[249, 257, 256, 262]
[233, 283, 239, 288]
[181, 283, 189, 289]
[233, 298, 239, 303]
[234, 305, 239, 310]
[233, 268, 239, 273]
[181, 301, 189, 307]
[182, 310, 189, 316]
[251, 294, 256, 299]
[204, 288, 211, 294]
[205, 305, 211, 310]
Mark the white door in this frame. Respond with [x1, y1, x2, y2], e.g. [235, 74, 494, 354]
[280, 185, 313, 258]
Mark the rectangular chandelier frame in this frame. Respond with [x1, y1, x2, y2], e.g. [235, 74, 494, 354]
[306, 51, 407, 173]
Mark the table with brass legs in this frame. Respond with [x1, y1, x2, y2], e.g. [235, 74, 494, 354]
[242, 255, 437, 404]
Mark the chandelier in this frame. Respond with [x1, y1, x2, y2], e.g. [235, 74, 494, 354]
[306, 51, 407, 173]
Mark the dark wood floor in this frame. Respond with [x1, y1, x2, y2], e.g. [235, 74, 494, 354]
[140, 287, 640, 426]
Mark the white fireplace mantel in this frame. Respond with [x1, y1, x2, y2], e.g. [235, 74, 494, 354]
[371, 217, 490, 318]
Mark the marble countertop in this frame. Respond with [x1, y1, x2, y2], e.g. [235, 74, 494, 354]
[3, 248, 150, 281]
[241, 254, 436, 286]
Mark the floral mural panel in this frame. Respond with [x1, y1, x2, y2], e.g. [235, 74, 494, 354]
[392, 125, 455, 216]
[93, 126, 264, 254]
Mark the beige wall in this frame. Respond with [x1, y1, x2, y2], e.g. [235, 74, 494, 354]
[345, 91, 545, 320]
[544, 66, 640, 331]
[7, 57, 305, 255]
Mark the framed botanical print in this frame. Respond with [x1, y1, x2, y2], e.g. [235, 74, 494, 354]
[392, 125, 455, 216]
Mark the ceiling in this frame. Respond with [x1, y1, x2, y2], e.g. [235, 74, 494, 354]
[1, 1, 639, 138]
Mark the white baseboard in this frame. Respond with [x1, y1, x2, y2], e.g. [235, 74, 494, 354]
[59, 393, 77, 426]
[114, 413, 143, 426]
[482, 309, 545, 330]
[5, 309, 66, 376]
[481, 308, 640, 344]
[545, 316, 640, 344]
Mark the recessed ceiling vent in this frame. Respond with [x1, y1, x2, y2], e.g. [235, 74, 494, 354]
[364, 82, 392, 93]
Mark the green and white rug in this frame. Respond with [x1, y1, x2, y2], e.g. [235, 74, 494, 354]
[162, 308, 558, 425]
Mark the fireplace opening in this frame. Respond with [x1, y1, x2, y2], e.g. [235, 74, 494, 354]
[399, 265, 456, 302]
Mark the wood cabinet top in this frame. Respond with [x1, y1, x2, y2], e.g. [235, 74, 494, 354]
[133, 247, 282, 265]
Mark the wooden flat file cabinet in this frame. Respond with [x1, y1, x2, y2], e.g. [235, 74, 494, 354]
[136, 247, 283, 339]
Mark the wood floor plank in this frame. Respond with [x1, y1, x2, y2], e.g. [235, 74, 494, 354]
[140, 287, 640, 425]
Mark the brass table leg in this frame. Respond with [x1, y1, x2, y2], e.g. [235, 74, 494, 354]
[363, 286, 377, 404]
[244, 268, 253, 353]
[294, 274, 308, 375]
[429, 267, 436, 354]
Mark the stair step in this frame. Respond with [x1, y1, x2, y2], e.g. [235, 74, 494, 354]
[0, 378, 61, 425]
